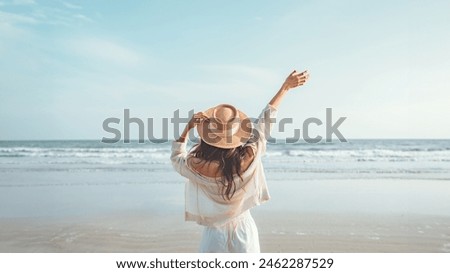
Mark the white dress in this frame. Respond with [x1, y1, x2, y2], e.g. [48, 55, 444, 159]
[171, 104, 278, 253]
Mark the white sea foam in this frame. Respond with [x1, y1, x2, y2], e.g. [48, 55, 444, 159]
[0, 140, 449, 175]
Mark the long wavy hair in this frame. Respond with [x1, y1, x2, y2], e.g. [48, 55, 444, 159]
[189, 140, 251, 200]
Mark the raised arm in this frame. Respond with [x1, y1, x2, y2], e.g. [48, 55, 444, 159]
[176, 112, 208, 143]
[171, 112, 208, 177]
[269, 70, 309, 109]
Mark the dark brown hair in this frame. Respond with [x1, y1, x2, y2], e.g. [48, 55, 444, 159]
[190, 140, 251, 200]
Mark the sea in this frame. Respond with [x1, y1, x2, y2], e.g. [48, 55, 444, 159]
[0, 139, 449, 180]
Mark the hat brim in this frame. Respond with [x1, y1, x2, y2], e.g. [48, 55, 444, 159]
[196, 107, 253, 149]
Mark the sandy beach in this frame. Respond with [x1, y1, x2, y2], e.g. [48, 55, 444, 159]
[1, 211, 450, 253]
[1, 175, 449, 253]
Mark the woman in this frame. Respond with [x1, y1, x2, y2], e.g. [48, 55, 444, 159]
[171, 69, 309, 252]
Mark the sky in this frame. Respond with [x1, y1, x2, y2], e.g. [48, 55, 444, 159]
[0, 0, 449, 140]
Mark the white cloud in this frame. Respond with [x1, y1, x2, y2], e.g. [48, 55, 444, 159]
[0, 11, 35, 40]
[12, 0, 35, 5]
[67, 37, 142, 66]
[0, 10, 38, 25]
[73, 14, 92, 23]
[0, 2, 92, 28]
[63, 2, 82, 10]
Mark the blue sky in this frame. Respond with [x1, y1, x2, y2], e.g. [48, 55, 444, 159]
[0, 0, 449, 140]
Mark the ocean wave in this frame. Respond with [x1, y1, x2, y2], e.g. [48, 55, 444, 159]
[281, 149, 450, 162]
[1, 140, 450, 164]
[0, 147, 170, 159]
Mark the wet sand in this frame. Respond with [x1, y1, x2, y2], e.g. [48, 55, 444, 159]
[1, 211, 449, 253]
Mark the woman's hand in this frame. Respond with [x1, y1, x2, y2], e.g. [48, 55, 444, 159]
[282, 70, 310, 90]
[177, 112, 208, 143]
[268, 69, 309, 109]
[187, 112, 209, 130]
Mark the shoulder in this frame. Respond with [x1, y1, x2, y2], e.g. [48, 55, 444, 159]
[187, 156, 221, 178]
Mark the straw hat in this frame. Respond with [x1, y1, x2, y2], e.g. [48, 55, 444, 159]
[197, 104, 253, 149]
